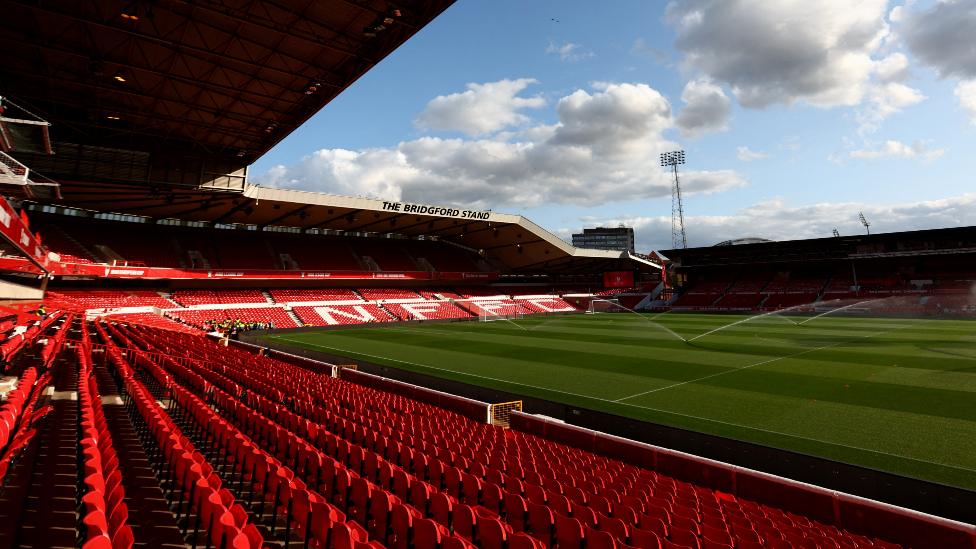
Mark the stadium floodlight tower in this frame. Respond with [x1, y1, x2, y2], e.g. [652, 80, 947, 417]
[661, 150, 687, 248]
[858, 211, 871, 235]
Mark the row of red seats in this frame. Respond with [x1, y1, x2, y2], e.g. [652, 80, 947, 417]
[76, 326, 134, 549]
[0, 367, 53, 486]
[39, 314, 73, 368]
[358, 288, 422, 301]
[167, 307, 299, 330]
[1, 312, 64, 364]
[269, 289, 362, 303]
[461, 300, 534, 317]
[104, 313, 200, 334]
[293, 305, 397, 326]
[171, 290, 268, 306]
[384, 302, 473, 321]
[45, 290, 175, 311]
[514, 298, 576, 314]
[97, 323, 265, 549]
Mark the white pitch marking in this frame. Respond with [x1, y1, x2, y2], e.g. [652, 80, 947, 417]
[614, 322, 916, 403]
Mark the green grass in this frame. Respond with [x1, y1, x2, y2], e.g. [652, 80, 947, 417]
[256, 313, 976, 490]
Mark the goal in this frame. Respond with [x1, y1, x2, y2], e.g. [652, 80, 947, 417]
[586, 298, 627, 314]
[480, 311, 524, 322]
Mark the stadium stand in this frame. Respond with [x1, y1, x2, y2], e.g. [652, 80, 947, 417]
[513, 297, 577, 314]
[408, 242, 483, 272]
[665, 228, 976, 314]
[267, 234, 365, 271]
[269, 288, 363, 303]
[418, 289, 465, 300]
[31, 212, 494, 275]
[44, 289, 176, 311]
[38, 224, 98, 264]
[461, 299, 534, 317]
[171, 289, 270, 306]
[24, 318, 960, 549]
[359, 288, 423, 301]
[355, 240, 420, 271]
[103, 312, 201, 333]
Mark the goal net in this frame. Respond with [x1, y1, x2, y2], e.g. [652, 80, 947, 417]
[480, 311, 524, 322]
[587, 298, 628, 314]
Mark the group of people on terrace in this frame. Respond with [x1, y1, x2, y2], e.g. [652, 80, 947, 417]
[197, 317, 274, 337]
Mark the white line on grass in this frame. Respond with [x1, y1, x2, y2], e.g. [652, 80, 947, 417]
[266, 321, 976, 475]
[613, 322, 916, 403]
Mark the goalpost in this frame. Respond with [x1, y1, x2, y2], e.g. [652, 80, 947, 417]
[586, 298, 626, 314]
[480, 311, 525, 322]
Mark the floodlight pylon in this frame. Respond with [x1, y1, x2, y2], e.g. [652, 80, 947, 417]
[661, 150, 687, 248]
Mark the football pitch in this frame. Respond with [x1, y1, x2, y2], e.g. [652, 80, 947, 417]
[258, 312, 976, 490]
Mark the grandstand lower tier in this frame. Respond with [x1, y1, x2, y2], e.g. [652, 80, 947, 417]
[0, 310, 972, 549]
[42, 288, 580, 332]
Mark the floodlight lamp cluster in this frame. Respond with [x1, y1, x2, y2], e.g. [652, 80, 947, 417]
[364, 7, 403, 37]
[660, 150, 686, 167]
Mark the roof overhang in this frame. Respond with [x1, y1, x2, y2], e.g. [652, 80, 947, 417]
[0, 0, 455, 166]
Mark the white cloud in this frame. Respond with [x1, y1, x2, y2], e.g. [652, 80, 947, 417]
[849, 139, 944, 160]
[414, 78, 545, 136]
[899, 1, 976, 125]
[545, 41, 594, 62]
[666, 0, 891, 108]
[736, 146, 769, 161]
[259, 81, 747, 209]
[902, 0, 976, 79]
[675, 79, 731, 137]
[954, 80, 976, 124]
[874, 52, 910, 83]
[586, 193, 976, 251]
[856, 82, 926, 134]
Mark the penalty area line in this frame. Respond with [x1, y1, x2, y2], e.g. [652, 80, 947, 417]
[267, 327, 975, 475]
[614, 321, 921, 403]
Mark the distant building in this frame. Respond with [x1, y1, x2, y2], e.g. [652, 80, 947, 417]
[572, 226, 635, 252]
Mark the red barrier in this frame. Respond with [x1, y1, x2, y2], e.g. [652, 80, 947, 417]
[0, 198, 48, 272]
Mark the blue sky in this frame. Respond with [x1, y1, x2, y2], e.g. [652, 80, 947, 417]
[252, 0, 976, 251]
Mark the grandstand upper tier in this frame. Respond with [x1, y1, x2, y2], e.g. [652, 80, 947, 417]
[4, 189, 658, 279]
[663, 225, 976, 312]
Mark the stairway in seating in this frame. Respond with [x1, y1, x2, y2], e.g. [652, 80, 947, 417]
[262, 290, 276, 304]
[170, 237, 189, 268]
[156, 290, 180, 307]
[375, 303, 400, 321]
[186, 250, 211, 269]
[92, 350, 186, 548]
[453, 300, 480, 317]
[361, 255, 381, 272]
[285, 308, 303, 327]
[55, 225, 104, 263]
[13, 351, 78, 548]
[816, 274, 833, 302]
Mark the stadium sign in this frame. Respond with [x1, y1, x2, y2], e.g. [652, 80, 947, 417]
[381, 201, 491, 220]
